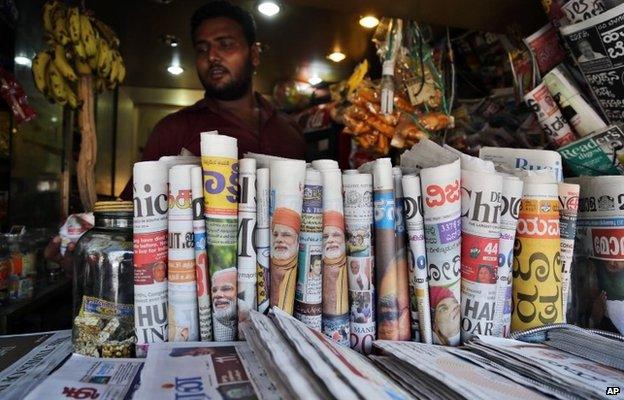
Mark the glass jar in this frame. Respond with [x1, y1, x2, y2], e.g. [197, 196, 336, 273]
[72, 201, 134, 358]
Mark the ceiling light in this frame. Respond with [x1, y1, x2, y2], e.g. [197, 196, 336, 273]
[257, 0, 280, 17]
[167, 65, 184, 75]
[160, 34, 180, 48]
[308, 75, 322, 86]
[14, 56, 32, 68]
[359, 15, 379, 29]
[327, 51, 346, 63]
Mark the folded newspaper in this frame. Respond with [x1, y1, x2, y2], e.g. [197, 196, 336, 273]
[25, 354, 143, 400]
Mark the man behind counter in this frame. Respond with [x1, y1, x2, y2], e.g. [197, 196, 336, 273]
[45, 1, 306, 269]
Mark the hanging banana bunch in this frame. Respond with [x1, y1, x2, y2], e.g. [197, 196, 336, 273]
[32, 0, 126, 110]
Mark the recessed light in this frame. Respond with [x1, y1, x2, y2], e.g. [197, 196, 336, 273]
[167, 65, 184, 75]
[51, 116, 58, 123]
[14, 56, 32, 67]
[359, 15, 379, 29]
[308, 75, 322, 86]
[327, 51, 346, 63]
[257, 0, 280, 17]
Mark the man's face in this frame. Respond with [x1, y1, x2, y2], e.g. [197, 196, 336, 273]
[272, 224, 298, 260]
[311, 259, 321, 276]
[323, 226, 345, 259]
[579, 41, 593, 58]
[434, 297, 460, 339]
[212, 272, 236, 321]
[350, 260, 359, 275]
[193, 17, 259, 100]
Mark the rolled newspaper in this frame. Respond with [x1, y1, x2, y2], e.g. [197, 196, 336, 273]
[402, 174, 432, 344]
[479, 146, 563, 182]
[543, 66, 607, 137]
[133, 161, 169, 357]
[269, 160, 306, 315]
[511, 172, 564, 332]
[256, 168, 271, 314]
[576, 176, 624, 335]
[373, 159, 400, 341]
[294, 168, 323, 330]
[319, 168, 350, 345]
[560, 4, 624, 124]
[167, 164, 199, 342]
[559, 182, 580, 321]
[392, 167, 413, 341]
[191, 166, 212, 341]
[523, 23, 566, 74]
[492, 175, 523, 337]
[401, 140, 462, 346]
[454, 152, 503, 342]
[343, 172, 376, 353]
[201, 133, 239, 341]
[237, 158, 257, 337]
[524, 83, 576, 148]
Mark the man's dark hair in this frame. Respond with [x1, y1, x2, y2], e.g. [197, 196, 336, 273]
[191, 1, 256, 45]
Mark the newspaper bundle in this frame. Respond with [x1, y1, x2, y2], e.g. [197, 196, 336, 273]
[269, 159, 306, 315]
[237, 158, 257, 337]
[191, 166, 212, 341]
[558, 124, 624, 175]
[135, 341, 279, 400]
[451, 149, 503, 341]
[259, 308, 411, 400]
[294, 168, 323, 330]
[256, 168, 271, 314]
[201, 133, 239, 341]
[133, 161, 169, 356]
[574, 176, 624, 335]
[543, 65, 607, 136]
[343, 172, 376, 353]
[560, 3, 624, 124]
[512, 172, 564, 332]
[559, 182, 580, 319]
[167, 165, 199, 342]
[401, 140, 462, 346]
[479, 147, 564, 182]
[25, 355, 143, 400]
[524, 83, 576, 147]
[372, 158, 401, 340]
[0, 331, 72, 400]
[392, 167, 414, 341]
[402, 174, 433, 343]
[373, 340, 548, 400]
[318, 167, 350, 345]
[492, 175, 523, 337]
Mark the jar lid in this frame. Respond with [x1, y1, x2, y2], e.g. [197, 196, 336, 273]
[93, 201, 134, 213]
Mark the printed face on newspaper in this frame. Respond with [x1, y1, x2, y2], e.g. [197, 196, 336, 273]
[212, 268, 238, 332]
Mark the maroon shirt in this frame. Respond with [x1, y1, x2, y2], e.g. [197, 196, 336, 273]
[120, 92, 305, 200]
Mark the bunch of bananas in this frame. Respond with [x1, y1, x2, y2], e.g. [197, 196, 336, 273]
[32, 1, 125, 109]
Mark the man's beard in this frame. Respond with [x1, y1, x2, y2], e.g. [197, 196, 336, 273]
[213, 299, 236, 324]
[202, 58, 253, 101]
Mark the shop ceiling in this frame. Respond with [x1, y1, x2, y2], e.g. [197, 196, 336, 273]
[90, 0, 545, 93]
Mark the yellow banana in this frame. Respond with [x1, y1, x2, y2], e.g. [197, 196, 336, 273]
[53, 44, 78, 82]
[52, 7, 70, 45]
[87, 42, 98, 70]
[32, 51, 51, 94]
[73, 39, 87, 60]
[47, 63, 67, 104]
[97, 41, 112, 77]
[116, 58, 126, 84]
[75, 59, 91, 75]
[67, 7, 81, 44]
[80, 14, 98, 58]
[91, 18, 120, 48]
[108, 52, 120, 83]
[42, 1, 59, 36]
[65, 81, 79, 109]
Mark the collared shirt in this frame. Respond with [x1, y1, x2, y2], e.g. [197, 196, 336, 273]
[120, 92, 305, 199]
